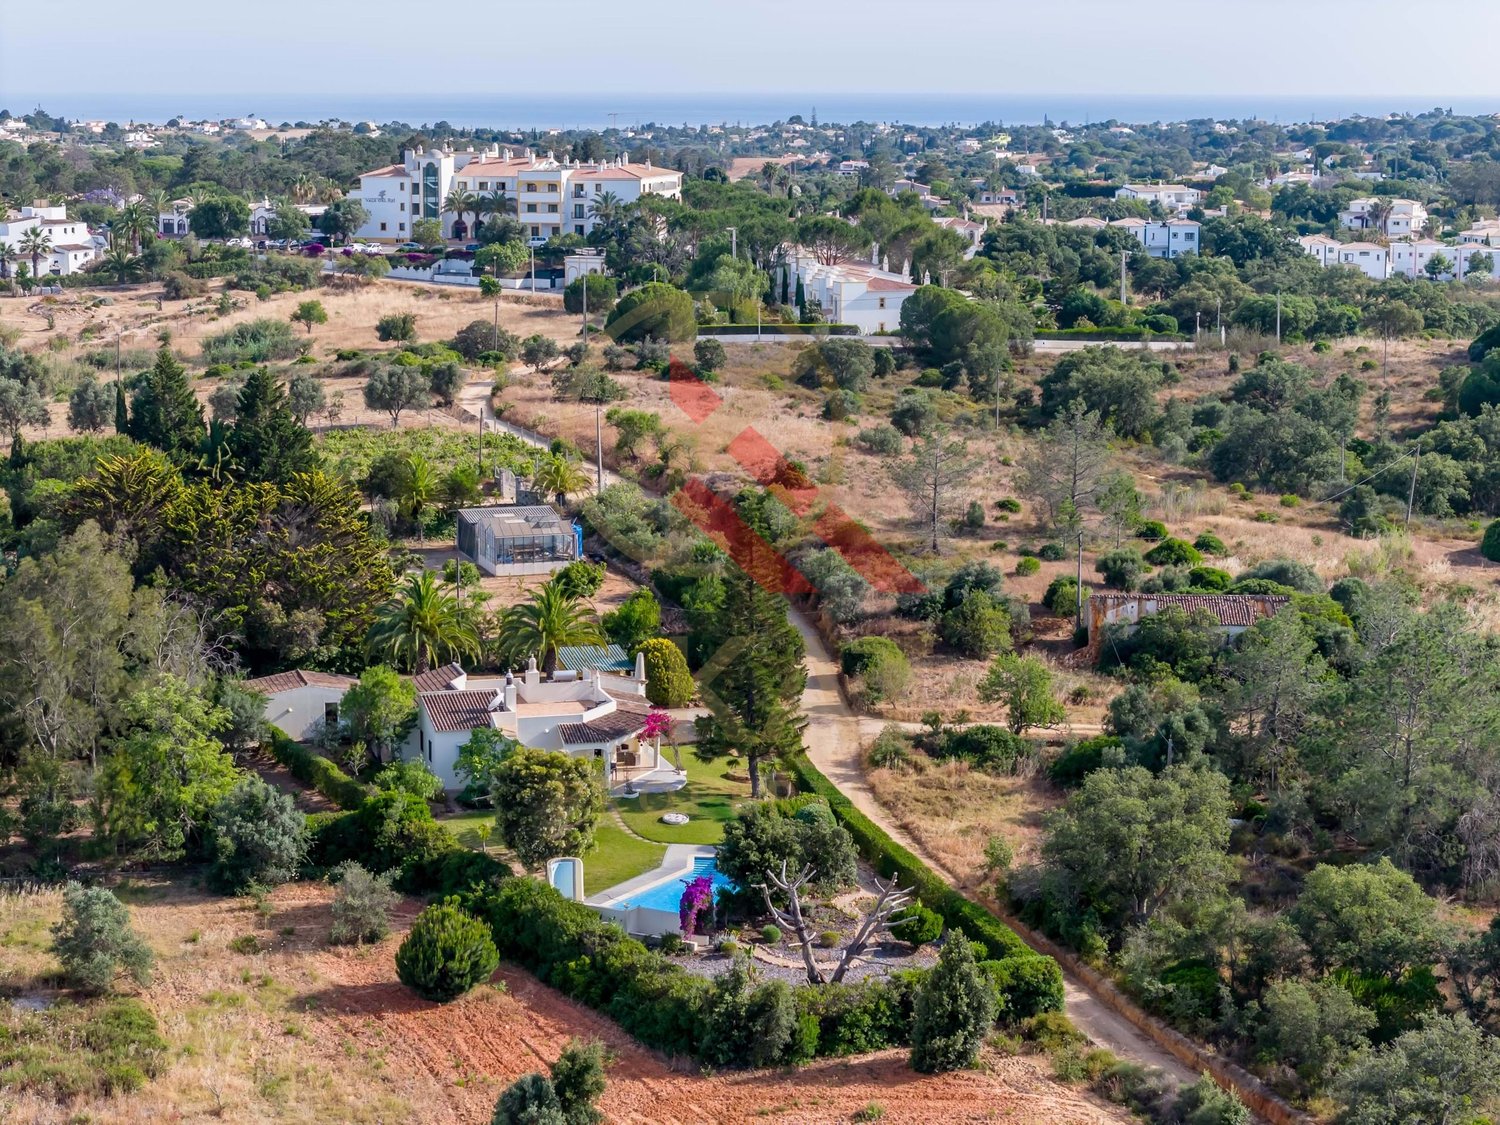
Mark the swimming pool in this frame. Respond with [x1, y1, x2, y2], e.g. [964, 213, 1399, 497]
[624, 856, 736, 913]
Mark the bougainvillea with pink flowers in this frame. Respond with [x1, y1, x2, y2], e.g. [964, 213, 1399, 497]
[643, 708, 675, 743]
[678, 875, 714, 936]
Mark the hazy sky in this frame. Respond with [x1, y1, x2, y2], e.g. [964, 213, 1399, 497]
[5, 0, 1500, 106]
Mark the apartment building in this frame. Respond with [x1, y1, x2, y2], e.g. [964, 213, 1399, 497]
[784, 249, 916, 334]
[1109, 217, 1202, 259]
[354, 146, 681, 243]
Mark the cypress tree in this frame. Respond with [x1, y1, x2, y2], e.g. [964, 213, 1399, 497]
[113, 380, 128, 434]
[129, 348, 205, 462]
[696, 560, 808, 798]
[225, 367, 316, 482]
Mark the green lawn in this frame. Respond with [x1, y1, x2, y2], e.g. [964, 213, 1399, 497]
[613, 755, 751, 845]
[436, 809, 666, 897]
[582, 822, 666, 896]
[436, 808, 495, 849]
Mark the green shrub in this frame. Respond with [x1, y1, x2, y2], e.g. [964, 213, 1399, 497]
[890, 904, 944, 947]
[1096, 549, 1148, 591]
[395, 899, 500, 1002]
[1047, 735, 1123, 788]
[995, 498, 1022, 513]
[1143, 538, 1202, 567]
[1482, 519, 1500, 563]
[638, 637, 694, 707]
[980, 956, 1066, 1019]
[1044, 576, 1081, 616]
[855, 424, 903, 456]
[761, 925, 783, 944]
[839, 636, 912, 704]
[50, 883, 154, 994]
[1021, 1010, 1086, 1050]
[330, 862, 399, 945]
[1134, 520, 1168, 541]
[1187, 566, 1232, 591]
[201, 318, 303, 365]
[1037, 542, 1067, 561]
[1014, 557, 1041, 576]
[202, 776, 308, 893]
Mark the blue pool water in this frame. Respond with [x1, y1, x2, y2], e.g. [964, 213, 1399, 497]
[628, 856, 735, 912]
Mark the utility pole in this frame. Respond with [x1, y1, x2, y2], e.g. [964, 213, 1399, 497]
[1119, 249, 1127, 305]
[1275, 291, 1282, 345]
[1216, 296, 1223, 346]
[726, 225, 737, 258]
[1406, 438, 1421, 528]
[1075, 529, 1085, 633]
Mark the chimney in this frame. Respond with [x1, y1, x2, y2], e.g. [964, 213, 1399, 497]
[634, 651, 646, 682]
[504, 670, 516, 711]
[525, 655, 541, 688]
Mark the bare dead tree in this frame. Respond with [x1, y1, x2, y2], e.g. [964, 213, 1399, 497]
[758, 861, 914, 986]
[759, 860, 826, 985]
[830, 875, 912, 983]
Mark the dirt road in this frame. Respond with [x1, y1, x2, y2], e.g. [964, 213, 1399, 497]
[790, 608, 1200, 1087]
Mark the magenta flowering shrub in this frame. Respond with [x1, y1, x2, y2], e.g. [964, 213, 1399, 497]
[643, 709, 675, 743]
[678, 875, 714, 936]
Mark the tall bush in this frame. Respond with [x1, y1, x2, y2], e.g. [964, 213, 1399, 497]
[910, 937, 998, 1072]
[395, 899, 499, 1002]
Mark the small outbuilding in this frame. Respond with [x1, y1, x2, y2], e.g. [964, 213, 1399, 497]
[455, 504, 581, 577]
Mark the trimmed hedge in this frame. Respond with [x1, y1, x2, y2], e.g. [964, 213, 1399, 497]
[697, 323, 860, 337]
[266, 731, 370, 810]
[784, 754, 1034, 962]
[1035, 327, 1188, 342]
[464, 876, 929, 1064]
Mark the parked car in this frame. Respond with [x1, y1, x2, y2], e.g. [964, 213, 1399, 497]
[397, 241, 422, 252]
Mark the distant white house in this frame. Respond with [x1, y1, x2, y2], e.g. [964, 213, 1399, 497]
[244, 670, 358, 742]
[1338, 197, 1427, 238]
[1297, 234, 1344, 268]
[0, 205, 100, 276]
[1330, 241, 1391, 280]
[248, 198, 327, 237]
[1109, 217, 1201, 259]
[1114, 183, 1202, 214]
[785, 248, 917, 334]
[1459, 220, 1500, 247]
[931, 215, 985, 258]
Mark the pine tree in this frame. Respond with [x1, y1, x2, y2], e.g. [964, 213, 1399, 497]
[225, 366, 316, 482]
[697, 562, 807, 797]
[129, 347, 205, 462]
[113, 380, 128, 434]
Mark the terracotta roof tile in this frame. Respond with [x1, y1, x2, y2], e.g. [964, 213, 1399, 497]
[559, 710, 648, 745]
[413, 662, 465, 692]
[242, 670, 358, 695]
[420, 689, 500, 733]
[1090, 593, 1289, 628]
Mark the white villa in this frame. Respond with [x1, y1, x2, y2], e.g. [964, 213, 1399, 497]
[1295, 235, 1391, 280]
[353, 145, 682, 244]
[248, 198, 327, 237]
[931, 215, 985, 258]
[784, 248, 917, 334]
[1338, 197, 1427, 238]
[1297, 232, 1499, 282]
[1459, 220, 1500, 247]
[406, 658, 679, 794]
[0, 205, 100, 276]
[1114, 184, 1202, 214]
[1109, 217, 1201, 259]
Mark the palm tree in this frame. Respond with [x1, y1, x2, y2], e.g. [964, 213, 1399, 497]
[112, 201, 154, 252]
[1364, 198, 1393, 237]
[531, 451, 590, 505]
[100, 245, 144, 284]
[17, 228, 52, 279]
[588, 190, 625, 228]
[495, 579, 605, 677]
[291, 175, 316, 205]
[478, 187, 513, 228]
[0, 243, 15, 282]
[443, 187, 478, 240]
[366, 570, 480, 674]
[318, 182, 344, 204]
[396, 454, 440, 542]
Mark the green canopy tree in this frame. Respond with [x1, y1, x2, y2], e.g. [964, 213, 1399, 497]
[225, 367, 316, 482]
[129, 347, 206, 463]
[491, 748, 605, 870]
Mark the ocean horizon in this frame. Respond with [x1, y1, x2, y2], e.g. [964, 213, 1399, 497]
[4, 91, 1497, 131]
